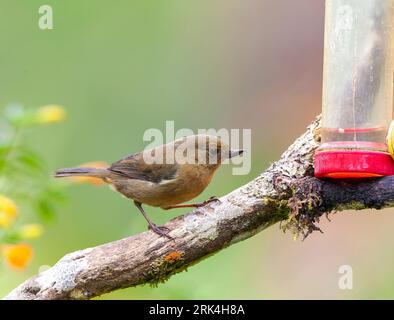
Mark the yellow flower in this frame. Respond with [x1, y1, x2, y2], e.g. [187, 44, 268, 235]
[0, 195, 18, 228]
[18, 224, 44, 239]
[2, 243, 33, 270]
[36, 105, 66, 124]
[70, 161, 108, 186]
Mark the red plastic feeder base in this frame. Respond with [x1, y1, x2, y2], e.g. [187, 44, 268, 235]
[314, 150, 394, 178]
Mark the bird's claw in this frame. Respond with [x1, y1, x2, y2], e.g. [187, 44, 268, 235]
[148, 223, 173, 239]
[196, 196, 221, 208]
[208, 196, 221, 203]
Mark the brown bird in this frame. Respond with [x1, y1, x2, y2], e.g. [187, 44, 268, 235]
[54, 134, 244, 238]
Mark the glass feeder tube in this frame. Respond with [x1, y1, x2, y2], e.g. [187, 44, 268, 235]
[314, 0, 394, 178]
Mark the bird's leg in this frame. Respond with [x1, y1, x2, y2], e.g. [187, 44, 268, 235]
[133, 201, 172, 239]
[164, 196, 221, 210]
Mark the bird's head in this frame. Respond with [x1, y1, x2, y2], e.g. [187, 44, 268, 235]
[172, 134, 244, 169]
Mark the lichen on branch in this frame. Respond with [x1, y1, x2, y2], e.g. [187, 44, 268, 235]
[5, 115, 394, 300]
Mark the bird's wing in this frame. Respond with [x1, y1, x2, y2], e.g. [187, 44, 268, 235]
[108, 152, 179, 183]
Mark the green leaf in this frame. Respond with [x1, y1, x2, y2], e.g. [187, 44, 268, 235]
[36, 199, 56, 222]
[2, 232, 22, 244]
[16, 151, 44, 172]
[45, 184, 67, 202]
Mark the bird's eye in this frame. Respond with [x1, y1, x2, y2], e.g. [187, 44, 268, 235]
[208, 148, 218, 156]
[207, 148, 220, 164]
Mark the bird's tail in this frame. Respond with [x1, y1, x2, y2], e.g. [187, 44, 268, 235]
[54, 167, 110, 179]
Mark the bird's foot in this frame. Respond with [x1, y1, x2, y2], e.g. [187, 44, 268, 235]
[195, 196, 221, 208]
[148, 223, 173, 239]
[162, 196, 221, 210]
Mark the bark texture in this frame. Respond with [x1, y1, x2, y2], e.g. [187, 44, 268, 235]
[5, 115, 394, 300]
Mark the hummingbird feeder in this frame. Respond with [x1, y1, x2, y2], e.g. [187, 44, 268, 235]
[314, 0, 394, 178]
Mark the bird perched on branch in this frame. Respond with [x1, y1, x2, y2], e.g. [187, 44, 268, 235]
[54, 135, 244, 238]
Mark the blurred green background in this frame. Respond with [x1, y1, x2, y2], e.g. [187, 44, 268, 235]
[2, 0, 394, 299]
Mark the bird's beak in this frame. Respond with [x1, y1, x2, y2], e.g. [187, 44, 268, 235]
[229, 149, 244, 158]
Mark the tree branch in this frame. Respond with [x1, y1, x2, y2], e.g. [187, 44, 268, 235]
[5, 115, 394, 300]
